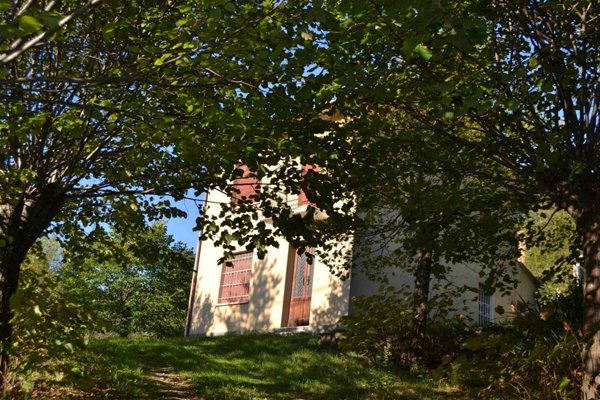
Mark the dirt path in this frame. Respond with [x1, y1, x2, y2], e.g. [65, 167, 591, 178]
[147, 365, 197, 400]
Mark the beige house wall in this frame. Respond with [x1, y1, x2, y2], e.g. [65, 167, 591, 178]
[442, 261, 537, 322]
[349, 258, 537, 324]
[491, 264, 537, 321]
[187, 190, 537, 335]
[309, 238, 354, 328]
[187, 190, 351, 336]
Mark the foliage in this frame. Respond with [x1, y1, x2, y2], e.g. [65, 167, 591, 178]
[0, 0, 337, 377]
[340, 287, 471, 368]
[0, 0, 342, 261]
[445, 284, 583, 399]
[522, 208, 580, 291]
[7, 238, 96, 395]
[318, 0, 598, 208]
[434, 208, 584, 399]
[22, 334, 462, 400]
[307, 1, 598, 394]
[0, 0, 597, 394]
[60, 222, 194, 338]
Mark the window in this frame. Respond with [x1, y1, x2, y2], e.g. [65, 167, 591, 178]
[218, 251, 253, 304]
[478, 283, 492, 325]
[293, 248, 314, 299]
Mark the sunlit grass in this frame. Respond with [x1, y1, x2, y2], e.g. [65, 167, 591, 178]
[35, 334, 463, 399]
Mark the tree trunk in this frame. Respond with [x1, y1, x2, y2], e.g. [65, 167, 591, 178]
[411, 249, 432, 364]
[0, 239, 32, 381]
[0, 191, 65, 388]
[577, 205, 600, 400]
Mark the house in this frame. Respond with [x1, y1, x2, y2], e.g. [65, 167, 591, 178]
[184, 181, 538, 337]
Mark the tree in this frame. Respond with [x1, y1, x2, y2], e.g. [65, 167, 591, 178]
[0, 0, 329, 383]
[312, 0, 598, 397]
[331, 133, 522, 362]
[60, 222, 194, 337]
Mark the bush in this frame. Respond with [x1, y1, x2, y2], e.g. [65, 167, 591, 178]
[341, 279, 583, 398]
[7, 243, 96, 396]
[445, 282, 583, 399]
[340, 287, 471, 368]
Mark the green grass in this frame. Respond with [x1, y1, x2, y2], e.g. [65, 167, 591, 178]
[35, 334, 462, 399]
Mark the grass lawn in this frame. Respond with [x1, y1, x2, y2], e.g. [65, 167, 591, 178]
[32, 334, 462, 399]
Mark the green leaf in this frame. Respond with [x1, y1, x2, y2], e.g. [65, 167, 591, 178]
[9, 290, 24, 309]
[0, 23, 24, 39]
[558, 377, 570, 391]
[412, 44, 432, 61]
[102, 24, 117, 40]
[528, 57, 539, 68]
[21, 380, 35, 391]
[154, 56, 166, 66]
[541, 80, 554, 93]
[301, 31, 313, 41]
[19, 16, 44, 33]
[444, 111, 454, 120]
[0, 0, 10, 11]
[40, 12, 63, 29]
[33, 305, 42, 316]
[209, 7, 222, 20]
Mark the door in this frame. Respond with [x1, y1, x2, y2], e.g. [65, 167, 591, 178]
[286, 249, 314, 327]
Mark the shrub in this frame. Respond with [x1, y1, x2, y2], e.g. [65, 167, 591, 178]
[444, 282, 583, 399]
[340, 287, 471, 368]
[7, 243, 96, 396]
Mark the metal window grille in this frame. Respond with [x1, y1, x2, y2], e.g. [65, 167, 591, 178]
[293, 252, 308, 297]
[478, 283, 491, 325]
[218, 251, 253, 304]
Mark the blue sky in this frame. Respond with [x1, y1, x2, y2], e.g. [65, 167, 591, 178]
[166, 197, 202, 251]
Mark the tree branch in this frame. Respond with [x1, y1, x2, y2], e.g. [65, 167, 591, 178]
[0, 0, 104, 66]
